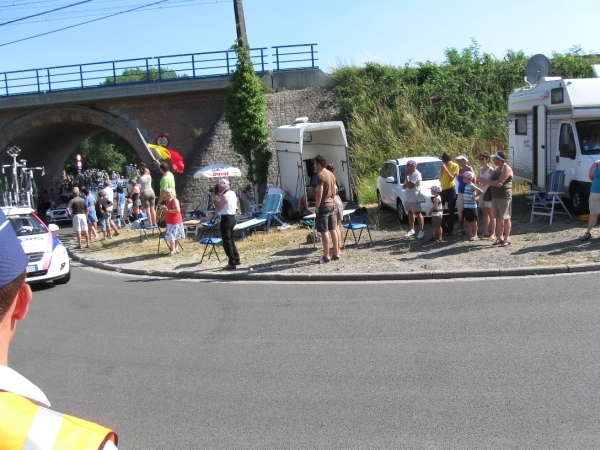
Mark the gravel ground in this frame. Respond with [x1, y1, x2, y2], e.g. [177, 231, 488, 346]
[68, 195, 600, 275]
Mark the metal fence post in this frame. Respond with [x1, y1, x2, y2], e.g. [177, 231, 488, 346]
[47, 68, 52, 92]
[275, 47, 280, 71]
[36, 70, 40, 93]
[4, 73, 8, 96]
[192, 54, 196, 78]
[226, 51, 230, 74]
[80, 65, 84, 88]
[146, 59, 150, 82]
[158, 58, 162, 80]
[310, 44, 315, 69]
[112, 62, 116, 84]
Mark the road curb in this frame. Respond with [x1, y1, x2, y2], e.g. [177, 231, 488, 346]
[67, 249, 600, 282]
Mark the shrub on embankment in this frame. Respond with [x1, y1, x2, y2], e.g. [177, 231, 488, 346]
[330, 42, 600, 203]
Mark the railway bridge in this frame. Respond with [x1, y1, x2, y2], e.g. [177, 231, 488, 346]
[0, 45, 330, 193]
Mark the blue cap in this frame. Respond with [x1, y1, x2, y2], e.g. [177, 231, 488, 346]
[0, 209, 28, 289]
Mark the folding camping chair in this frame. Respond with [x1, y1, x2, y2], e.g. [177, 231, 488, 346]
[233, 192, 285, 239]
[342, 207, 373, 248]
[529, 170, 574, 225]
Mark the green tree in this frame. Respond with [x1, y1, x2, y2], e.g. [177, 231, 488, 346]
[102, 67, 181, 85]
[224, 45, 270, 198]
[66, 132, 142, 174]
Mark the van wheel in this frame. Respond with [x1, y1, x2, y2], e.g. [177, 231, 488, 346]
[377, 191, 385, 210]
[571, 184, 589, 216]
[397, 199, 408, 223]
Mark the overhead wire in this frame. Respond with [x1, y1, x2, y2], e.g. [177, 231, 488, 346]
[0, 0, 92, 26]
[1, 0, 228, 25]
[0, 0, 170, 48]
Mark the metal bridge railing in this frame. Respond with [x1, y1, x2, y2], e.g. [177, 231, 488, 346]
[0, 44, 317, 98]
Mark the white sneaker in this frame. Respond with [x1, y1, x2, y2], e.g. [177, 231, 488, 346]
[417, 231, 425, 239]
[405, 229, 415, 237]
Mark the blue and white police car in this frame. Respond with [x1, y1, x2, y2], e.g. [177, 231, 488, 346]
[2, 206, 70, 285]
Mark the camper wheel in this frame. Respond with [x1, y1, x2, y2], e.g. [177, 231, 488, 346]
[570, 184, 589, 216]
[284, 200, 297, 220]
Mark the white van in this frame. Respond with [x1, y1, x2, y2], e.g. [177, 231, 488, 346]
[276, 118, 353, 217]
[509, 55, 600, 214]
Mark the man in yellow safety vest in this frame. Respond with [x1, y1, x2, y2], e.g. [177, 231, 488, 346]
[0, 209, 118, 449]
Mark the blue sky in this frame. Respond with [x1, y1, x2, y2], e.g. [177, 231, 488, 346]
[1, 0, 599, 75]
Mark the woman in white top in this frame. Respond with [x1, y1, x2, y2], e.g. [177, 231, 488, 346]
[477, 152, 496, 239]
[139, 166, 157, 226]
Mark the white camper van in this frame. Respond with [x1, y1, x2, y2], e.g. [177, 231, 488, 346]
[276, 118, 353, 217]
[509, 55, 600, 215]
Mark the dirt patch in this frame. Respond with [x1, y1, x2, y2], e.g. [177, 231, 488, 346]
[69, 193, 600, 274]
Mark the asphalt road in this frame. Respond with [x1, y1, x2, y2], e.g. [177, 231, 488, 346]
[10, 266, 600, 449]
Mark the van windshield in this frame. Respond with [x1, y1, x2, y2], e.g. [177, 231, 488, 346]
[576, 121, 600, 155]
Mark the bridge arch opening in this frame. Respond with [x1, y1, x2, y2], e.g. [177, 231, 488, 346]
[0, 106, 153, 192]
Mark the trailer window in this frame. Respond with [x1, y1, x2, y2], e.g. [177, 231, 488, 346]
[576, 121, 600, 155]
[551, 87, 564, 104]
[559, 124, 577, 159]
[515, 116, 527, 135]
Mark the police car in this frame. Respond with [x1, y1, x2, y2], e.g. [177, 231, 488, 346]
[1, 206, 71, 285]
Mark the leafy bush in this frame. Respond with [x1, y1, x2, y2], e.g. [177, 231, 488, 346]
[331, 42, 600, 196]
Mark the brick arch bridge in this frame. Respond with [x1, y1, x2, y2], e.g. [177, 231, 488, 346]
[0, 106, 151, 177]
[0, 70, 334, 202]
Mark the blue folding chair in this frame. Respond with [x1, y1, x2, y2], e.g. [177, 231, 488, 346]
[198, 237, 223, 264]
[529, 170, 574, 225]
[342, 207, 372, 248]
[137, 212, 158, 242]
[197, 212, 221, 240]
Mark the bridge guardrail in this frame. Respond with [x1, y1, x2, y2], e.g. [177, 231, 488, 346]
[0, 44, 318, 97]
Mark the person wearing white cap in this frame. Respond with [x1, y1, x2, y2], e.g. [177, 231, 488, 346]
[0, 209, 118, 448]
[455, 155, 475, 236]
[402, 160, 425, 238]
[427, 185, 443, 242]
[213, 178, 241, 269]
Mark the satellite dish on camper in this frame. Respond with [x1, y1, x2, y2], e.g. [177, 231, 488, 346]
[525, 54, 551, 85]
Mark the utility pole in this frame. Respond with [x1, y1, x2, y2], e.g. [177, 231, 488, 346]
[233, 0, 249, 48]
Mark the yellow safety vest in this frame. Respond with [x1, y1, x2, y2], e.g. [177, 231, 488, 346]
[0, 392, 117, 450]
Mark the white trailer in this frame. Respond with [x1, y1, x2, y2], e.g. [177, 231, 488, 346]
[509, 55, 600, 214]
[275, 118, 352, 218]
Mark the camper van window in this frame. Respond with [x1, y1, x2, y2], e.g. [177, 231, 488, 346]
[515, 116, 527, 135]
[576, 121, 600, 155]
[303, 132, 312, 142]
[551, 88, 564, 104]
[559, 124, 577, 159]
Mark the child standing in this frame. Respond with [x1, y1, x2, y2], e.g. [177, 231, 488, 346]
[428, 185, 443, 242]
[462, 171, 483, 241]
[96, 190, 112, 241]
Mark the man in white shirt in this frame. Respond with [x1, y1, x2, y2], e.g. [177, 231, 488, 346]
[402, 160, 425, 239]
[0, 209, 118, 449]
[213, 178, 240, 270]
